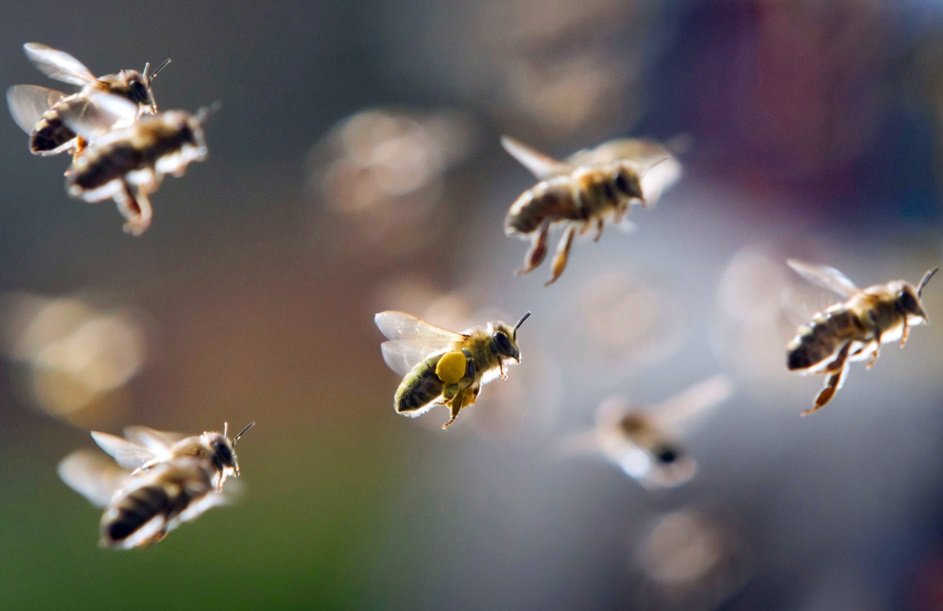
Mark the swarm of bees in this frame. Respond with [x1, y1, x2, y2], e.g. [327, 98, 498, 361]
[58, 422, 254, 549]
[4, 39, 939, 557]
[7, 43, 210, 235]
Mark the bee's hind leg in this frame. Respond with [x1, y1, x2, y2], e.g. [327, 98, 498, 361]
[442, 385, 480, 430]
[545, 224, 576, 286]
[516, 219, 551, 276]
[115, 182, 153, 236]
[593, 218, 604, 242]
[803, 343, 851, 416]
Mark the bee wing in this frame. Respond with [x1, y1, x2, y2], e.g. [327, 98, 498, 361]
[650, 375, 734, 435]
[58, 91, 138, 141]
[6, 85, 67, 134]
[90, 431, 160, 470]
[374, 311, 463, 342]
[500, 135, 574, 179]
[787, 259, 860, 297]
[58, 449, 129, 508]
[380, 340, 447, 376]
[122, 426, 184, 453]
[23, 43, 96, 86]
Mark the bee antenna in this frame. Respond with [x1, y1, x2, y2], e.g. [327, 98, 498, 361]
[223, 421, 229, 438]
[918, 267, 939, 297]
[146, 58, 172, 82]
[512, 311, 532, 339]
[233, 421, 256, 445]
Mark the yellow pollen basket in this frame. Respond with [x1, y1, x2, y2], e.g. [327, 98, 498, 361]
[435, 351, 467, 384]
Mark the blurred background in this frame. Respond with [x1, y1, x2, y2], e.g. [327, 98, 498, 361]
[1, 0, 943, 609]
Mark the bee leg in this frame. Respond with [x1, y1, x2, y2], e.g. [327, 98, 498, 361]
[546, 224, 576, 286]
[865, 343, 881, 369]
[64, 137, 89, 176]
[517, 219, 551, 275]
[593, 218, 604, 242]
[499, 360, 507, 380]
[803, 344, 851, 416]
[442, 386, 479, 429]
[115, 182, 153, 236]
[900, 318, 910, 348]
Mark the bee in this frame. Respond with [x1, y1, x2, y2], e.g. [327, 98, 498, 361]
[502, 135, 682, 285]
[563, 375, 732, 489]
[59, 91, 211, 235]
[7, 42, 169, 158]
[375, 310, 531, 429]
[58, 422, 254, 549]
[786, 259, 938, 415]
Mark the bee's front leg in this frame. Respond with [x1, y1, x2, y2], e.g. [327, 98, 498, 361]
[499, 360, 507, 380]
[546, 224, 576, 286]
[900, 317, 910, 348]
[517, 219, 551, 276]
[593, 218, 604, 242]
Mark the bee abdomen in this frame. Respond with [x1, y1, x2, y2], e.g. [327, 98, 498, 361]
[395, 355, 445, 413]
[787, 310, 859, 371]
[505, 183, 578, 234]
[71, 143, 145, 191]
[30, 115, 75, 154]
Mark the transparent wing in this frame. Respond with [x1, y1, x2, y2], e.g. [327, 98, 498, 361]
[500, 135, 574, 179]
[787, 259, 859, 297]
[122, 426, 184, 453]
[90, 431, 159, 470]
[6, 85, 67, 134]
[380, 340, 441, 376]
[58, 449, 129, 508]
[58, 91, 137, 140]
[567, 138, 670, 166]
[23, 43, 96, 86]
[651, 374, 734, 435]
[374, 311, 463, 342]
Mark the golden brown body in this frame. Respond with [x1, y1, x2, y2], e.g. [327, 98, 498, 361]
[786, 260, 937, 415]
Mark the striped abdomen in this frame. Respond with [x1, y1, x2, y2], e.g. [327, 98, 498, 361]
[100, 459, 213, 549]
[29, 96, 84, 154]
[787, 308, 864, 371]
[395, 354, 446, 413]
[505, 179, 582, 234]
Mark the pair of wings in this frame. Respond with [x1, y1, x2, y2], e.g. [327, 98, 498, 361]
[500, 134, 683, 205]
[8, 43, 140, 141]
[787, 259, 860, 298]
[375, 311, 466, 376]
[58, 426, 185, 508]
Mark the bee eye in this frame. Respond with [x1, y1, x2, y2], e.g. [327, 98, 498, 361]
[214, 441, 234, 466]
[614, 170, 635, 197]
[493, 331, 513, 355]
[129, 81, 149, 104]
[899, 289, 921, 315]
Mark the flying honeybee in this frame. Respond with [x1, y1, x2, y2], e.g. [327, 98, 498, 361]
[7, 42, 169, 158]
[58, 422, 254, 549]
[375, 310, 530, 429]
[59, 91, 211, 235]
[502, 135, 683, 285]
[786, 260, 938, 415]
[562, 375, 732, 489]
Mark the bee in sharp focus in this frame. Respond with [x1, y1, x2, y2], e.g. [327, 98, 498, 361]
[58, 422, 254, 549]
[59, 91, 212, 235]
[7, 42, 169, 159]
[786, 259, 938, 415]
[563, 375, 732, 489]
[502, 135, 682, 285]
[375, 310, 530, 429]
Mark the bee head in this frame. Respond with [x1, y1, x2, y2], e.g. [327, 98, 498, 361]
[491, 312, 531, 362]
[206, 421, 255, 482]
[898, 268, 938, 324]
[614, 164, 645, 202]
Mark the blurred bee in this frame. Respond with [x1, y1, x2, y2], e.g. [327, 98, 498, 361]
[58, 422, 254, 549]
[7, 42, 169, 158]
[563, 375, 733, 489]
[375, 310, 530, 429]
[786, 260, 938, 415]
[59, 91, 211, 235]
[502, 135, 682, 285]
